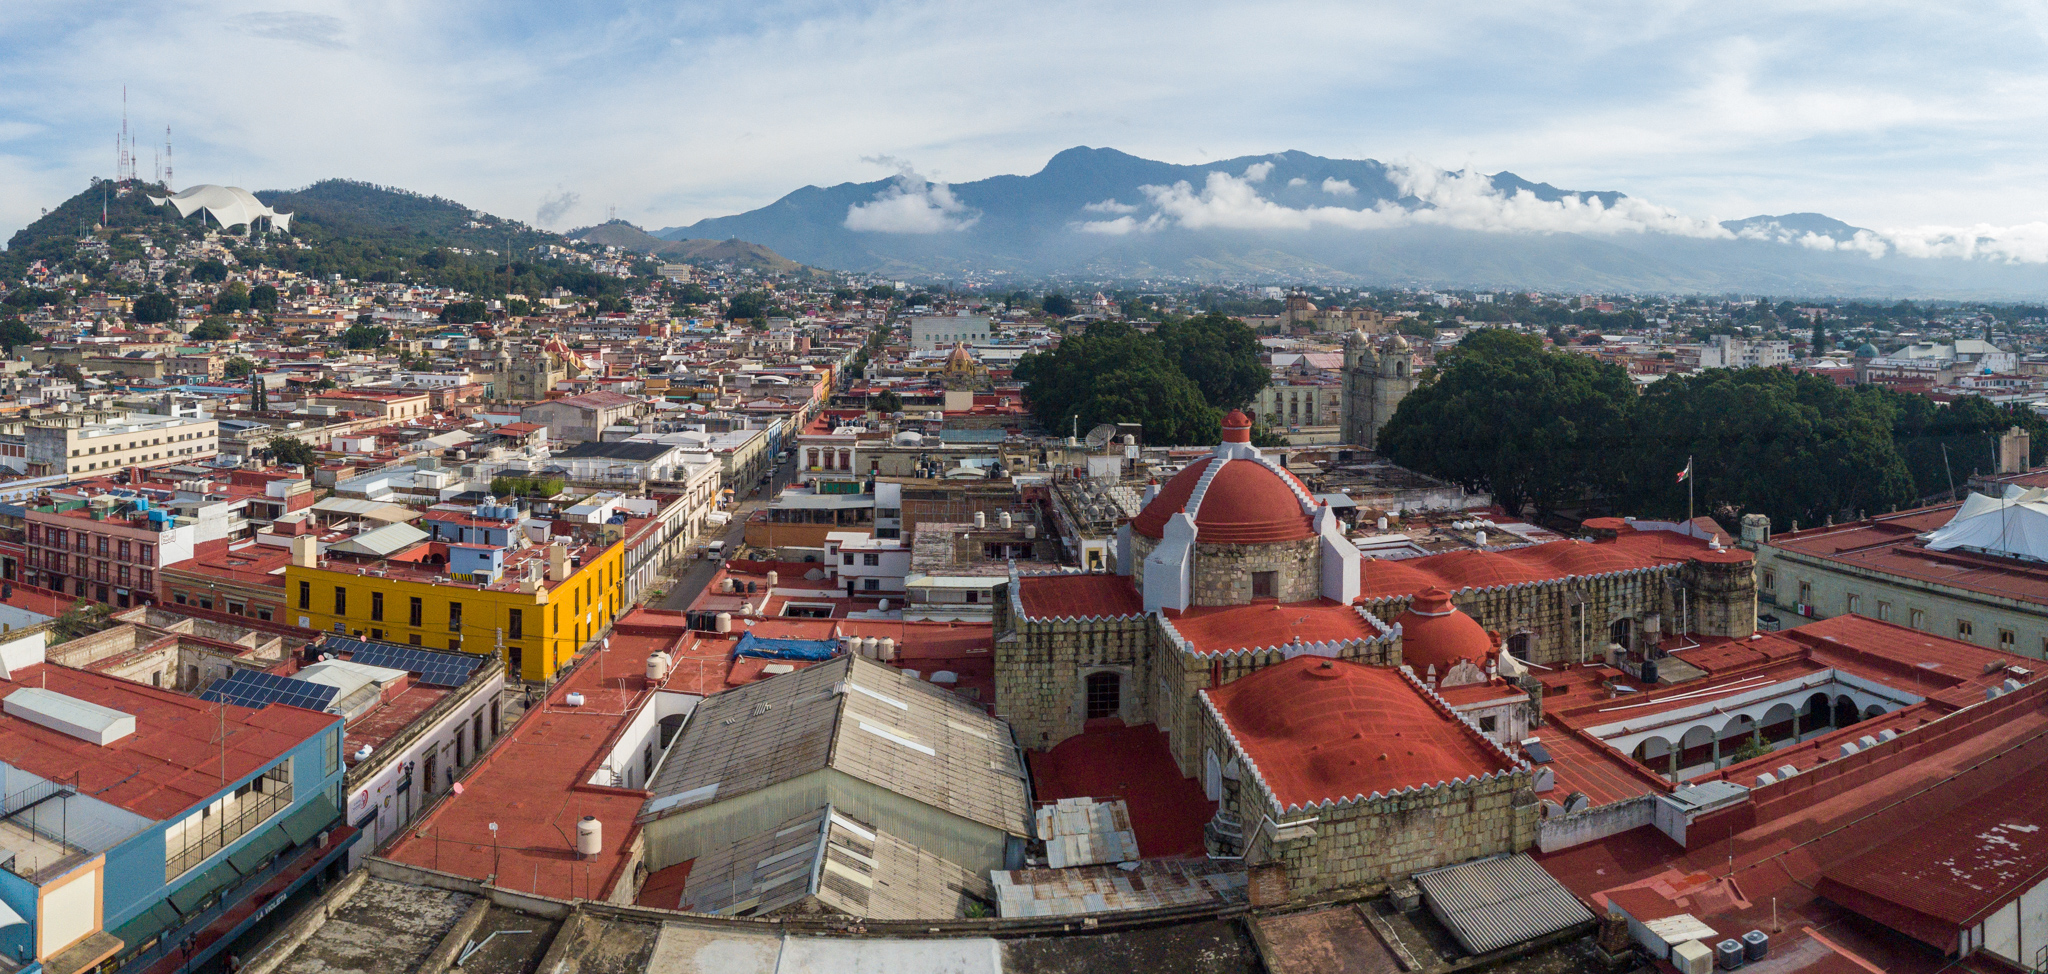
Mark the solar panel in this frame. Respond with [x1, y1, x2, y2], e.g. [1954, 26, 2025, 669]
[1522, 741, 1554, 764]
[201, 670, 340, 712]
[329, 639, 481, 688]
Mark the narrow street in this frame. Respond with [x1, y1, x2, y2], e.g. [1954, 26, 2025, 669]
[651, 450, 797, 612]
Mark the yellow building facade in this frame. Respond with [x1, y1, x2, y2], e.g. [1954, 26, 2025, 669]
[283, 540, 626, 681]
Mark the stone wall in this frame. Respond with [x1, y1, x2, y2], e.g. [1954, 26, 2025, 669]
[1684, 557, 1757, 639]
[1189, 538, 1321, 606]
[1362, 566, 1681, 667]
[1215, 748, 1537, 894]
[994, 609, 1152, 751]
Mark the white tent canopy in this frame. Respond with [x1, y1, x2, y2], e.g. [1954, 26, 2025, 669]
[1922, 485, 2048, 560]
[150, 184, 293, 232]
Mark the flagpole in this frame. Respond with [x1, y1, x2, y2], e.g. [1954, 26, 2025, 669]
[1687, 455, 1694, 525]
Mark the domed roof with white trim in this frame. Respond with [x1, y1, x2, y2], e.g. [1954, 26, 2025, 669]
[1129, 410, 1319, 544]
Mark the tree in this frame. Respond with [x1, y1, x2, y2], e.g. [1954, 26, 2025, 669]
[249, 283, 279, 312]
[224, 357, 256, 379]
[53, 363, 84, 384]
[863, 284, 897, 301]
[0, 317, 36, 354]
[1042, 293, 1077, 317]
[1014, 321, 1221, 445]
[251, 375, 268, 412]
[1153, 312, 1268, 410]
[342, 324, 389, 349]
[1376, 329, 1635, 516]
[133, 290, 176, 324]
[190, 317, 235, 341]
[188, 260, 228, 283]
[869, 390, 904, 414]
[728, 291, 772, 321]
[1811, 318, 1829, 357]
[269, 436, 317, 467]
[213, 281, 250, 313]
[441, 300, 487, 324]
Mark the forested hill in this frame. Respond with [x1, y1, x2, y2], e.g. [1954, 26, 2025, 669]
[256, 179, 556, 254]
[4, 177, 646, 303]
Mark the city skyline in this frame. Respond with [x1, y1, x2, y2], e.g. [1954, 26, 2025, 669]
[6, 1, 2048, 255]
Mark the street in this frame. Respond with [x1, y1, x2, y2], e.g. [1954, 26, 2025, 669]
[651, 450, 797, 611]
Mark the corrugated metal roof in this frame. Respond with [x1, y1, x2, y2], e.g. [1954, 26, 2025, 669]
[1415, 854, 1596, 956]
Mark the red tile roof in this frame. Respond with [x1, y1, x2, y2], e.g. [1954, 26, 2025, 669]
[1164, 599, 1377, 654]
[1358, 527, 1730, 600]
[1206, 656, 1513, 808]
[1026, 721, 1214, 857]
[0, 663, 337, 820]
[1016, 573, 1145, 619]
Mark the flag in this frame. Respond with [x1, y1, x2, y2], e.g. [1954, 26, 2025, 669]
[1677, 458, 1692, 483]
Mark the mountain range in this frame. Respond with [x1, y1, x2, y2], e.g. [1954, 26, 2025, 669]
[564, 222, 820, 278]
[656, 147, 2048, 297]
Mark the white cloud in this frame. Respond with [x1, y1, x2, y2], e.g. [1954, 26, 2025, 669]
[844, 163, 979, 233]
[1286, 176, 1307, 188]
[1082, 198, 1137, 214]
[1322, 177, 1357, 197]
[1077, 215, 1141, 235]
[1241, 161, 1274, 183]
[536, 188, 580, 227]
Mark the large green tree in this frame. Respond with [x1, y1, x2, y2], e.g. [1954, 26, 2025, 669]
[190, 317, 235, 341]
[133, 291, 176, 324]
[1376, 329, 1634, 515]
[1153, 312, 1268, 411]
[1014, 321, 1220, 445]
[0, 317, 36, 354]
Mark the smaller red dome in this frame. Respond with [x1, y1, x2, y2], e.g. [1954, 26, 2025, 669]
[1221, 409, 1252, 443]
[1394, 588, 1494, 674]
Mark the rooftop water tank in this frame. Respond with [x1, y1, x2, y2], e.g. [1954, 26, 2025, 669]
[564, 692, 586, 707]
[646, 652, 670, 681]
[879, 637, 895, 662]
[577, 816, 602, 857]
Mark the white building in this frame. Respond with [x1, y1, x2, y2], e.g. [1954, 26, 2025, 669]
[909, 314, 991, 350]
[1698, 335, 1793, 370]
[826, 533, 910, 596]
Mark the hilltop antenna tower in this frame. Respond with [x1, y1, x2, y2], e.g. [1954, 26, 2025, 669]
[118, 86, 129, 182]
[164, 125, 173, 192]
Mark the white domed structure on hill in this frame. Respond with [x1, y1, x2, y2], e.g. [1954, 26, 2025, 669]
[150, 185, 293, 232]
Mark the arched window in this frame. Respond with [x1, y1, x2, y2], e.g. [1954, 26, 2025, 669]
[1085, 671, 1121, 720]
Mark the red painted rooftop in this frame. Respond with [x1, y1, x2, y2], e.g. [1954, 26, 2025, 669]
[1164, 599, 1376, 654]
[1391, 588, 1494, 673]
[1357, 524, 1739, 600]
[1026, 720, 1213, 857]
[1015, 572, 1145, 619]
[1206, 656, 1512, 808]
[0, 662, 337, 820]
[1770, 504, 2048, 607]
[383, 610, 712, 899]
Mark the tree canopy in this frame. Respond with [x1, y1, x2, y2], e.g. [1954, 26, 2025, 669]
[1015, 318, 1267, 446]
[0, 317, 36, 354]
[132, 291, 176, 324]
[268, 436, 318, 467]
[1380, 328, 2048, 528]
[190, 317, 235, 341]
[1042, 293, 1077, 317]
[342, 323, 389, 349]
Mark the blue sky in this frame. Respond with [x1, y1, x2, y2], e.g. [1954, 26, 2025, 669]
[5, 1, 2048, 249]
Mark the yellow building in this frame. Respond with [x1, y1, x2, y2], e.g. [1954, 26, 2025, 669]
[282, 534, 625, 681]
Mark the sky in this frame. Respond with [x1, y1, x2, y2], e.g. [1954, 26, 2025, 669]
[6, 0, 2048, 252]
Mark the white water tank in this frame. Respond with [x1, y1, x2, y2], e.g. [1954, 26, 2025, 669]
[1377, 515, 1389, 530]
[715, 612, 733, 633]
[878, 598, 890, 611]
[864, 636, 881, 658]
[766, 571, 779, 589]
[646, 653, 671, 681]
[353, 744, 374, 762]
[840, 636, 857, 656]
[880, 637, 896, 662]
[564, 692, 586, 707]
[1475, 530, 1487, 546]
[999, 511, 1013, 529]
[974, 511, 986, 528]
[577, 816, 603, 857]
[1024, 523, 1036, 539]
[720, 577, 735, 594]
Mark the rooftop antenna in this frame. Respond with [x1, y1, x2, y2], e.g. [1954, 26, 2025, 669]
[164, 125, 173, 192]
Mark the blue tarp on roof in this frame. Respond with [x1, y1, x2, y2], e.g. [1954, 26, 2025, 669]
[732, 631, 839, 661]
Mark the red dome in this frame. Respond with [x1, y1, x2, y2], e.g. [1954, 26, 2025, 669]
[1221, 409, 1253, 443]
[1209, 656, 1512, 806]
[1393, 588, 1495, 673]
[1129, 457, 1316, 544]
